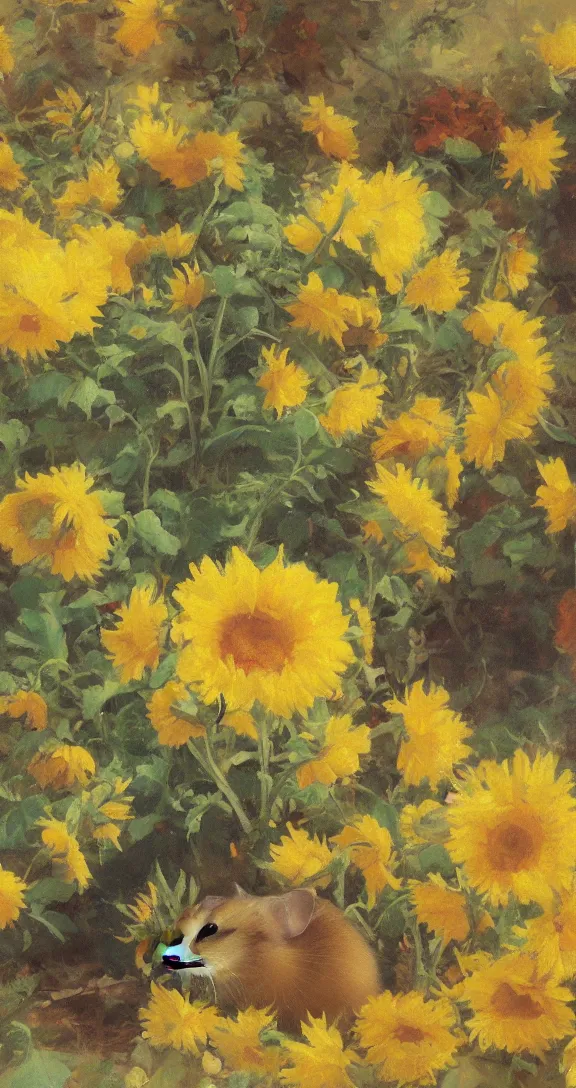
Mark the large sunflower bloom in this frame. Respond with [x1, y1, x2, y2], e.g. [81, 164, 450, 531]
[462, 951, 574, 1057]
[101, 586, 168, 683]
[0, 464, 118, 581]
[499, 117, 567, 195]
[173, 547, 353, 717]
[355, 990, 461, 1085]
[446, 749, 576, 907]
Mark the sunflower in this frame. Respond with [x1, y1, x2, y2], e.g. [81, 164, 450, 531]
[126, 881, 159, 924]
[54, 157, 122, 217]
[463, 385, 530, 471]
[140, 983, 221, 1055]
[38, 818, 91, 890]
[193, 130, 246, 191]
[167, 262, 205, 311]
[514, 887, 576, 979]
[462, 951, 574, 1057]
[355, 990, 461, 1086]
[534, 458, 576, 533]
[399, 800, 444, 846]
[446, 749, 576, 907]
[284, 215, 324, 255]
[301, 95, 359, 161]
[386, 680, 472, 789]
[411, 875, 470, 946]
[0, 139, 25, 191]
[404, 249, 469, 314]
[173, 547, 353, 718]
[311, 164, 380, 256]
[320, 366, 387, 439]
[297, 715, 371, 789]
[101, 586, 168, 684]
[213, 1007, 283, 1077]
[368, 463, 450, 553]
[0, 26, 14, 74]
[499, 117, 567, 195]
[72, 222, 142, 294]
[280, 1014, 358, 1088]
[129, 115, 208, 188]
[444, 446, 463, 509]
[502, 235, 538, 295]
[536, 20, 576, 76]
[0, 464, 118, 582]
[93, 824, 122, 850]
[285, 272, 351, 348]
[402, 540, 455, 584]
[367, 164, 429, 294]
[362, 520, 384, 544]
[43, 87, 92, 128]
[0, 866, 27, 929]
[331, 814, 401, 908]
[220, 706, 258, 740]
[114, 0, 174, 55]
[153, 224, 196, 258]
[28, 744, 96, 789]
[372, 397, 455, 462]
[349, 598, 374, 663]
[257, 345, 311, 418]
[147, 681, 205, 746]
[0, 690, 47, 731]
[269, 823, 333, 887]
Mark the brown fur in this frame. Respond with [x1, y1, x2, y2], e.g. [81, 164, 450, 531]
[174, 887, 381, 1033]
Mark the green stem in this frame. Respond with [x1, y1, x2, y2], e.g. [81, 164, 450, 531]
[192, 178, 222, 247]
[301, 193, 355, 272]
[258, 715, 271, 823]
[244, 436, 303, 553]
[187, 734, 252, 837]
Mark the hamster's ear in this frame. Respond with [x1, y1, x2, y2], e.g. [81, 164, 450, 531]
[270, 888, 317, 939]
[233, 883, 249, 898]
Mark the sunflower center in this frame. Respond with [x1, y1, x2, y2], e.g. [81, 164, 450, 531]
[17, 498, 56, 541]
[220, 610, 294, 674]
[491, 982, 543, 1020]
[488, 820, 538, 872]
[19, 313, 41, 333]
[394, 1024, 425, 1044]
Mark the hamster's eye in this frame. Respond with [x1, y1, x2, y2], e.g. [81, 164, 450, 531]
[166, 933, 184, 947]
[196, 922, 218, 942]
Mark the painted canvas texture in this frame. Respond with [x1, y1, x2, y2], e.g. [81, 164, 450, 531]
[1, 0, 576, 1084]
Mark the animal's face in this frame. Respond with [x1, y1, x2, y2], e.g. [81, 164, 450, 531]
[160, 888, 316, 985]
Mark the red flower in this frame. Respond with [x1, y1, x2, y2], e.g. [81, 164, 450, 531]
[412, 86, 505, 154]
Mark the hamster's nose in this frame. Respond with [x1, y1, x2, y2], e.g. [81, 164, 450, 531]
[162, 953, 182, 966]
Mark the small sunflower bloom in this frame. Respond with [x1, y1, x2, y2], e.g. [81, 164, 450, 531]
[147, 681, 205, 746]
[386, 680, 472, 790]
[400, 800, 444, 846]
[535, 458, 576, 533]
[280, 1013, 358, 1088]
[213, 1007, 283, 1077]
[114, 0, 174, 56]
[38, 818, 91, 890]
[102, 586, 168, 684]
[0, 866, 27, 929]
[368, 463, 450, 554]
[93, 823, 122, 850]
[319, 366, 387, 439]
[331, 814, 401, 908]
[463, 385, 530, 471]
[411, 875, 470, 946]
[43, 87, 92, 128]
[499, 117, 567, 195]
[355, 990, 461, 1085]
[269, 823, 333, 888]
[28, 744, 96, 789]
[0, 690, 47, 731]
[404, 249, 469, 314]
[462, 951, 575, 1057]
[372, 396, 455, 462]
[301, 95, 359, 161]
[367, 164, 429, 294]
[139, 983, 221, 1054]
[297, 715, 371, 789]
[283, 215, 324, 255]
[0, 464, 118, 582]
[257, 345, 311, 418]
[536, 20, 576, 76]
[447, 749, 576, 907]
[0, 139, 25, 191]
[349, 598, 374, 664]
[127, 881, 158, 924]
[285, 272, 350, 348]
[54, 157, 122, 217]
[514, 886, 576, 979]
[167, 262, 205, 311]
[193, 130, 246, 191]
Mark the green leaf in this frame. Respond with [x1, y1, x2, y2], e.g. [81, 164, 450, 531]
[292, 408, 319, 439]
[234, 305, 259, 332]
[26, 879, 75, 906]
[82, 681, 121, 720]
[27, 373, 71, 407]
[0, 420, 30, 454]
[0, 1050, 71, 1088]
[211, 265, 238, 297]
[444, 137, 483, 161]
[59, 377, 115, 418]
[423, 190, 452, 218]
[384, 310, 424, 334]
[133, 509, 180, 556]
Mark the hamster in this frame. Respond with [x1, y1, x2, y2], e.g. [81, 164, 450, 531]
[160, 885, 381, 1033]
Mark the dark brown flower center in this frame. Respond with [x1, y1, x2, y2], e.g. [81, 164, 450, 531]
[19, 313, 41, 333]
[394, 1024, 426, 1044]
[220, 610, 294, 674]
[491, 982, 543, 1020]
[488, 821, 537, 872]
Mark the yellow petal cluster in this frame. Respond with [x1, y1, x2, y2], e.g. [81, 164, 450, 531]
[102, 586, 168, 683]
[297, 715, 371, 788]
[372, 396, 455, 462]
[301, 96, 359, 161]
[355, 989, 461, 1085]
[368, 463, 454, 582]
[147, 681, 205, 746]
[0, 866, 27, 929]
[139, 982, 221, 1054]
[499, 117, 567, 195]
[0, 691, 47, 731]
[320, 366, 387, 438]
[411, 875, 470, 945]
[269, 823, 333, 887]
[213, 1007, 283, 1077]
[39, 817, 91, 889]
[28, 744, 96, 789]
[404, 249, 469, 314]
[534, 458, 576, 533]
[280, 1014, 357, 1088]
[386, 679, 472, 789]
[257, 345, 311, 417]
[331, 814, 401, 908]
[536, 20, 576, 76]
